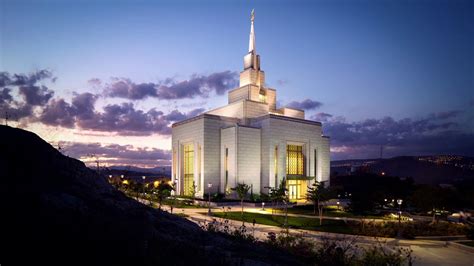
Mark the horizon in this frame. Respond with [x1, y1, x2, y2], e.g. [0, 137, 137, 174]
[1, 0, 473, 168]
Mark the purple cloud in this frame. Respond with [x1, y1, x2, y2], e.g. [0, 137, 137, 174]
[0, 88, 13, 104]
[61, 142, 171, 167]
[164, 108, 205, 122]
[18, 85, 54, 106]
[0, 70, 56, 121]
[311, 112, 333, 122]
[104, 71, 237, 100]
[40, 98, 76, 128]
[322, 111, 474, 159]
[287, 99, 322, 110]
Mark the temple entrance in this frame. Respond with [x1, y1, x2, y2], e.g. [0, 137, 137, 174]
[287, 180, 305, 200]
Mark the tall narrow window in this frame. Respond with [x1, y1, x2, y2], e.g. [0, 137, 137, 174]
[286, 145, 304, 175]
[224, 148, 229, 194]
[314, 149, 318, 180]
[274, 145, 278, 187]
[172, 148, 176, 179]
[183, 144, 194, 196]
[197, 144, 201, 192]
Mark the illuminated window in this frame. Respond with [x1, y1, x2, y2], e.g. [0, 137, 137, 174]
[286, 145, 304, 175]
[259, 89, 266, 103]
[172, 148, 176, 179]
[197, 144, 201, 191]
[183, 144, 194, 196]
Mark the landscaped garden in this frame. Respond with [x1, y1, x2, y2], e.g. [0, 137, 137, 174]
[212, 211, 353, 234]
[211, 211, 469, 238]
[270, 205, 388, 220]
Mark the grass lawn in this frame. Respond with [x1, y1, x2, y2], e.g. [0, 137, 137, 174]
[459, 241, 474, 247]
[269, 205, 386, 220]
[212, 211, 354, 234]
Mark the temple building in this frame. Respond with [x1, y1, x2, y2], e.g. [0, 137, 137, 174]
[171, 10, 330, 201]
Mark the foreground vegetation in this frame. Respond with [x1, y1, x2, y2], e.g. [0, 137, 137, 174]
[200, 218, 414, 266]
[212, 211, 469, 238]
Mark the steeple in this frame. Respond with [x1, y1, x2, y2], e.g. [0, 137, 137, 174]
[243, 9, 260, 71]
[249, 9, 256, 53]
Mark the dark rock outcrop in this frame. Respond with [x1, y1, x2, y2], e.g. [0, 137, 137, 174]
[0, 126, 298, 265]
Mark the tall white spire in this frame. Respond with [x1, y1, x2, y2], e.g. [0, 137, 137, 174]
[249, 9, 256, 53]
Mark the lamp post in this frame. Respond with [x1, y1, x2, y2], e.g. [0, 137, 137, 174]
[142, 176, 146, 198]
[397, 198, 403, 238]
[262, 202, 265, 211]
[207, 183, 212, 215]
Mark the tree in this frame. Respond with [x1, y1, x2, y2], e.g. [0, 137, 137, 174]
[153, 181, 174, 210]
[191, 181, 197, 199]
[232, 183, 251, 218]
[269, 180, 287, 218]
[306, 181, 333, 225]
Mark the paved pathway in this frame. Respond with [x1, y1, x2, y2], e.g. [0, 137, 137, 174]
[169, 206, 474, 266]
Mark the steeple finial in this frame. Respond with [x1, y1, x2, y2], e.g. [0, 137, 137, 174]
[249, 9, 256, 52]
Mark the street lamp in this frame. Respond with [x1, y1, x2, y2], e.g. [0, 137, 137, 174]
[262, 202, 265, 211]
[142, 176, 146, 197]
[207, 183, 212, 215]
[397, 199, 403, 238]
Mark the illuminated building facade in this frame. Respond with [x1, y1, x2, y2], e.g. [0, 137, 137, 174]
[172, 10, 330, 200]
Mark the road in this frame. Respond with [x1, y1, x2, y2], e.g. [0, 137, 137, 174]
[169, 206, 474, 266]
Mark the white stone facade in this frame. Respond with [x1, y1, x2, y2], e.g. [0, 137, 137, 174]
[171, 11, 330, 200]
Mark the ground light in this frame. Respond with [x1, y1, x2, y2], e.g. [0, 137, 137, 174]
[397, 199, 403, 238]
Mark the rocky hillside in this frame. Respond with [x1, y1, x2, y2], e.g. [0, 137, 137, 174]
[0, 125, 299, 265]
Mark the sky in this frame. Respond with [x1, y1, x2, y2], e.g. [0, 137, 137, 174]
[1, 0, 473, 167]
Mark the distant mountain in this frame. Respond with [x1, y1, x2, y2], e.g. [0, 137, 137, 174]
[0, 125, 300, 265]
[107, 165, 171, 176]
[331, 155, 474, 185]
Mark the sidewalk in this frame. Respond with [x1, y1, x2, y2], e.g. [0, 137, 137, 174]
[172, 206, 473, 266]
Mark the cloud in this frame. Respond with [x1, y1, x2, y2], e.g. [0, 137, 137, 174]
[311, 112, 333, 122]
[321, 111, 474, 159]
[38, 88, 205, 135]
[0, 69, 54, 87]
[39, 92, 98, 128]
[287, 99, 322, 110]
[87, 78, 102, 87]
[0, 88, 13, 104]
[0, 70, 56, 121]
[74, 103, 169, 136]
[18, 85, 54, 106]
[105, 78, 158, 100]
[104, 71, 237, 100]
[61, 142, 171, 167]
[71, 92, 98, 120]
[432, 110, 462, 120]
[39, 98, 76, 128]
